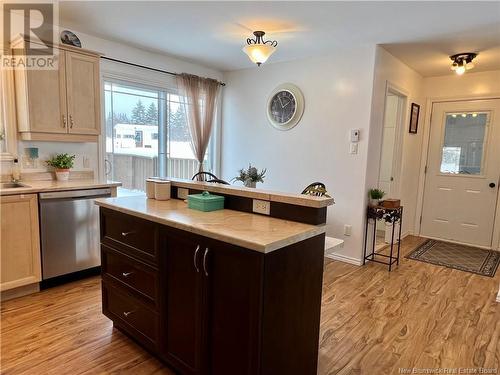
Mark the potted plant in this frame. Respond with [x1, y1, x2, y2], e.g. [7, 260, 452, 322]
[46, 153, 75, 181]
[233, 164, 266, 188]
[368, 188, 385, 206]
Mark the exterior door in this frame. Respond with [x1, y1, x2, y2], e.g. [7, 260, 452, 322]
[65, 51, 101, 135]
[421, 99, 500, 248]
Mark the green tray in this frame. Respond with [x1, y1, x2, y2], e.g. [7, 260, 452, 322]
[187, 191, 225, 212]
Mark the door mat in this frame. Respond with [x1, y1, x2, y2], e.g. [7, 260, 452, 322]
[406, 239, 500, 277]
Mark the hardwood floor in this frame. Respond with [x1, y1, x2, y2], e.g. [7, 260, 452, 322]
[1, 236, 499, 374]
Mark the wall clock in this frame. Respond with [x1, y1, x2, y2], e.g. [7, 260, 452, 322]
[267, 83, 304, 130]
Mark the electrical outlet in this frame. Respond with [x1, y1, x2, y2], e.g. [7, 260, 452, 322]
[252, 199, 270, 215]
[344, 224, 352, 236]
[178, 187, 189, 199]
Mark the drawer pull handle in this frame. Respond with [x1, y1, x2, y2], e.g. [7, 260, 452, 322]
[193, 245, 200, 272]
[203, 248, 209, 277]
[123, 310, 136, 318]
[121, 231, 135, 237]
[122, 271, 133, 277]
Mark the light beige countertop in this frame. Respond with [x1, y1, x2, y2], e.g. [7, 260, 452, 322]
[0, 179, 122, 196]
[163, 178, 335, 208]
[95, 196, 326, 253]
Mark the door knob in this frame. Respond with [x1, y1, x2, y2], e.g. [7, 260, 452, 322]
[489, 182, 496, 188]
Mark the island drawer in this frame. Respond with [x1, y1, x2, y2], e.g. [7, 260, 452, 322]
[101, 245, 159, 306]
[102, 280, 159, 352]
[100, 208, 158, 265]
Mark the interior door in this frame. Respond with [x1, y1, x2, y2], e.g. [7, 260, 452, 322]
[421, 99, 500, 248]
[65, 51, 101, 135]
[161, 230, 204, 375]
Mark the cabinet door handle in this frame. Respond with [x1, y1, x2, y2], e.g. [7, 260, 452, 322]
[121, 230, 135, 237]
[193, 245, 200, 272]
[121, 271, 133, 277]
[203, 248, 209, 277]
[122, 310, 136, 318]
[69, 114, 74, 129]
[62, 114, 67, 128]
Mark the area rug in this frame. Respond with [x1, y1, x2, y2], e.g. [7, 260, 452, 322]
[406, 240, 500, 277]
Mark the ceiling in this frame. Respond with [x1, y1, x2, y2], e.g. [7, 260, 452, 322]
[59, 1, 500, 76]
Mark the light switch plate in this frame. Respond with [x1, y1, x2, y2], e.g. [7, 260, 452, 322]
[253, 199, 270, 215]
[178, 187, 189, 199]
[349, 143, 358, 154]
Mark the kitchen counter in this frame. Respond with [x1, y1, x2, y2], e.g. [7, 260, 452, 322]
[95, 195, 326, 253]
[0, 179, 122, 196]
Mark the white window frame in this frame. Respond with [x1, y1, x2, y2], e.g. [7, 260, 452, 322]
[98, 63, 220, 181]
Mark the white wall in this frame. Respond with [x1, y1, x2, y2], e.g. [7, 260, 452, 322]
[221, 45, 377, 263]
[366, 47, 424, 237]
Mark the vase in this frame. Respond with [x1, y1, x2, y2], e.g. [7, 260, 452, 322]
[55, 169, 70, 181]
[244, 180, 256, 188]
[369, 198, 380, 207]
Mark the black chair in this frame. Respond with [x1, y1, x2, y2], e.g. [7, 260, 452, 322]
[301, 182, 330, 197]
[192, 172, 230, 185]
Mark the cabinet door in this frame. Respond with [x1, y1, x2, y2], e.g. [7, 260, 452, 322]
[204, 241, 263, 375]
[65, 51, 101, 135]
[161, 230, 205, 375]
[21, 52, 67, 133]
[0, 194, 42, 291]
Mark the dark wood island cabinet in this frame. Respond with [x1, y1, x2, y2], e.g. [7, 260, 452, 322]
[97, 193, 329, 375]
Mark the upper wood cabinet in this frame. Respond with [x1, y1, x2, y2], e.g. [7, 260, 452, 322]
[13, 41, 101, 142]
[0, 194, 42, 292]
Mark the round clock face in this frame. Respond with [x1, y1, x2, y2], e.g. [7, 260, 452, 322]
[269, 90, 296, 124]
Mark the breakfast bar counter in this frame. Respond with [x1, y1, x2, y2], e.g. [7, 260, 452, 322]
[96, 189, 331, 375]
[95, 195, 326, 252]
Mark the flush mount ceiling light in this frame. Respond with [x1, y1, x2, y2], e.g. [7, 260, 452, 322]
[450, 53, 477, 75]
[242, 31, 278, 66]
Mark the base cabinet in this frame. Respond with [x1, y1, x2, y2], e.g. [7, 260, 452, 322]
[100, 208, 325, 375]
[0, 194, 42, 292]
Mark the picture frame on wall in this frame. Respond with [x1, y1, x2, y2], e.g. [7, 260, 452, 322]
[409, 103, 420, 134]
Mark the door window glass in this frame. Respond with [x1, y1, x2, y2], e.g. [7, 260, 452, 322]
[440, 112, 488, 175]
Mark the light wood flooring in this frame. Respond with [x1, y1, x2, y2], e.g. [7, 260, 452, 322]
[1, 236, 499, 374]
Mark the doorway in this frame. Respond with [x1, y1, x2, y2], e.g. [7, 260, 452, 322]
[421, 99, 500, 248]
[377, 88, 406, 247]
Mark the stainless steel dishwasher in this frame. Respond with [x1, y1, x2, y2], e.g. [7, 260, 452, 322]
[39, 188, 112, 285]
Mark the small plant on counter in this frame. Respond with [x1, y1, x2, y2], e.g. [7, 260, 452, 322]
[46, 153, 75, 181]
[368, 188, 385, 206]
[233, 164, 267, 188]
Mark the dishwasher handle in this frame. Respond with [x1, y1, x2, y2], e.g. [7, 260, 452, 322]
[39, 188, 112, 200]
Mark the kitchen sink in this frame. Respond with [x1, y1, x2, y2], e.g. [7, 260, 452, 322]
[0, 182, 28, 189]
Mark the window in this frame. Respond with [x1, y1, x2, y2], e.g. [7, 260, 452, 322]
[439, 112, 488, 175]
[104, 80, 213, 191]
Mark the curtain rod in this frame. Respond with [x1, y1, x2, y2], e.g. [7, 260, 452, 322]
[101, 56, 226, 86]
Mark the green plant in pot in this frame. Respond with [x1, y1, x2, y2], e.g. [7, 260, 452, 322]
[233, 164, 266, 188]
[46, 153, 75, 181]
[368, 188, 385, 206]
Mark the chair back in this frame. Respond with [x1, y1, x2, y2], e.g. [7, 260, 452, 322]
[192, 172, 230, 185]
[301, 182, 329, 197]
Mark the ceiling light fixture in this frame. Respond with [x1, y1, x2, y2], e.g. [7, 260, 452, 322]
[450, 53, 477, 75]
[243, 31, 278, 66]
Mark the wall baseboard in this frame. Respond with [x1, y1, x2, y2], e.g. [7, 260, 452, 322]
[325, 252, 363, 266]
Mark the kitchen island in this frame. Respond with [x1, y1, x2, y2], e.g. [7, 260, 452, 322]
[96, 192, 331, 375]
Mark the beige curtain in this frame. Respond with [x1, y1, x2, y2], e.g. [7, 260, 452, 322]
[176, 73, 221, 173]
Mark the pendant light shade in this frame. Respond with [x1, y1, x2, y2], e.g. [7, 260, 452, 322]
[243, 31, 278, 66]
